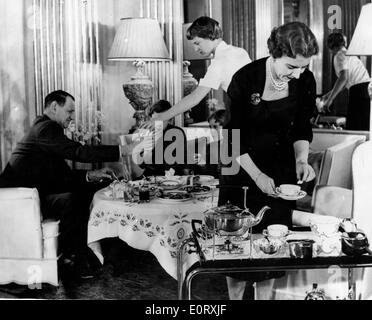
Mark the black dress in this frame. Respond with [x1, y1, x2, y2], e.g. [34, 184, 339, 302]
[219, 57, 316, 234]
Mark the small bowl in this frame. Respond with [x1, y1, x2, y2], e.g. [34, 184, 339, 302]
[265, 224, 289, 238]
[254, 238, 282, 255]
[159, 180, 181, 190]
[341, 232, 369, 256]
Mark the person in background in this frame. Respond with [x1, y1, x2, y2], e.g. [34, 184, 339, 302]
[131, 100, 189, 178]
[147, 16, 251, 124]
[195, 109, 227, 177]
[0, 90, 125, 279]
[319, 32, 371, 130]
[223, 22, 319, 299]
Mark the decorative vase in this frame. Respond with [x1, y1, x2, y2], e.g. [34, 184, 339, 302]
[123, 61, 153, 131]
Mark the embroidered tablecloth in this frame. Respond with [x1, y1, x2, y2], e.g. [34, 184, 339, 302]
[88, 186, 218, 279]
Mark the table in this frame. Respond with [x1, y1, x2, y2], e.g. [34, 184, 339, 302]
[177, 235, 372, 300]
[87, 185, 218, 279]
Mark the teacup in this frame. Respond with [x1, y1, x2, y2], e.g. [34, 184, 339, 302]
[309, 218, 340, 237]
[279, 184, 301, 196]
[264, 224, 289, 238]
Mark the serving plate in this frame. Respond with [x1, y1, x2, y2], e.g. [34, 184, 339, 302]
[149, 175, 182, 183]
[156, 191, 192, 203]
[274, 188, 307, 201]
[179, 185, 212, 195]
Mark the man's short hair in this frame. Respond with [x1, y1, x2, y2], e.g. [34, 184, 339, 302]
[148, 100, 172, 117]
[44, 90, 75, 110]
[186, 16, 223, 41]
[327, 32, 346, 50]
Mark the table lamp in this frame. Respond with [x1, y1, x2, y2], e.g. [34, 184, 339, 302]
[346, 3, 372, 138]
[182, 23, 212, 125]
[108, 18, 170, 131]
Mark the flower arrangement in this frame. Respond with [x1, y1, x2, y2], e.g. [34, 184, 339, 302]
[67, 110, 104, 145]
[207, 98, 224, 114]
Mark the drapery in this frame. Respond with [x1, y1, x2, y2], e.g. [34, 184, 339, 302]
[0, 0, 34, 171]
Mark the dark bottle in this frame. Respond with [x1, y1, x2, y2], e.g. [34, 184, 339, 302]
[139, 180, 150, 202]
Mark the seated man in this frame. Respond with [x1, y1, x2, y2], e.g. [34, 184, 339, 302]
[132, 100, 192, 178]
[0, 90, 124, 278]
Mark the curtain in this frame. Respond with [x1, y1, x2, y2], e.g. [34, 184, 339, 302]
[32, 0, 102, 146]
[0, 0, 34, 171]
[222, 0, 256, 60]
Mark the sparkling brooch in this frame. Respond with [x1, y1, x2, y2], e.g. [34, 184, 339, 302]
[250, 93, 261, 106]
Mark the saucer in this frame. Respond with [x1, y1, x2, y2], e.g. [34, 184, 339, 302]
[274, 188, 307, 200]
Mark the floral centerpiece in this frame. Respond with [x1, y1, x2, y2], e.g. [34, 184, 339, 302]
[67, 110, 104, 145]
[207, 98, 224, 116]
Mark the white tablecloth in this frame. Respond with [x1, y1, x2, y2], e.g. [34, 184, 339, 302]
[88, 186, 218, 280]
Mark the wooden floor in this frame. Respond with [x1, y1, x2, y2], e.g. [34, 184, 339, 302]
[0, 238, 235, 300]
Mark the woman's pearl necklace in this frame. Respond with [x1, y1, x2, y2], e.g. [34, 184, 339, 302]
[268, 57, 288, 91]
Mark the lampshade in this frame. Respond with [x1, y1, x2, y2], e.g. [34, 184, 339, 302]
[183, 23, 212, 60]
[346, 3, 372, 56]
[108, 18, 170, 61]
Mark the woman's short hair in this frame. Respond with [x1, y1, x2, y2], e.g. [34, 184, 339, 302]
[186, 16, 223, 41]
[44, 90, 75, 110]
[327, 32, 346, 50]
[149, 100, 172, 117]
[268, 22, 319, 59]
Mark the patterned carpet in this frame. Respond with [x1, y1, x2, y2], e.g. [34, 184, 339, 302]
[0, 238, 233, 300]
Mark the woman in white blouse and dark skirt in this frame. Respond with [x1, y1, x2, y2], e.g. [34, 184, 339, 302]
[320, 32, 371, 131]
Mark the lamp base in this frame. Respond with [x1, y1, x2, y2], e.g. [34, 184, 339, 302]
[123, 60, 154, 131]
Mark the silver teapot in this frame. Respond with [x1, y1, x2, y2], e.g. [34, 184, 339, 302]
[192, 201, 270, 237]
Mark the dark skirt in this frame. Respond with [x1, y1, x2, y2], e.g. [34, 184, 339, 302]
[218, 173, 295, 234]
[346, 82, 370, 131]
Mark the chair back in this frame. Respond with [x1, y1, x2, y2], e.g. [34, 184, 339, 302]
[317, 137, 365, 189]
[351, 141, 372, 299]
[312, 185, 352, 219]
[352, 141, 372, 232]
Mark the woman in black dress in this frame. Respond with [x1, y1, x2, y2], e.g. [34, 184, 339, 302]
[220, 22, 319, 299]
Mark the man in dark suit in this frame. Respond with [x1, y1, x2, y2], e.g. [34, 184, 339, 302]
[0, 90, 123, 278]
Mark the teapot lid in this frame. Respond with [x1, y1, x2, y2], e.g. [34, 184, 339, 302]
[210, 201, 243, 215]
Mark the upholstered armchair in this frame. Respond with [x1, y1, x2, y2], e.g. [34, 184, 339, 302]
[0, 188, 59, 286]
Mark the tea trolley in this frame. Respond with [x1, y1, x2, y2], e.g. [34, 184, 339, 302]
[177, 234, 372, 300]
